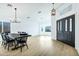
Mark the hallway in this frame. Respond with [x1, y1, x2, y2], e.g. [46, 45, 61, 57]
[0, 36, 78, 56]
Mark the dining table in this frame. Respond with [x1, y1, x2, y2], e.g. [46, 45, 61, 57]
[8, 33, 31, 51]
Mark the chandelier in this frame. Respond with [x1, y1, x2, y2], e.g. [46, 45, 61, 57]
[51, 3, 56, 16]
[11, 8, 21, 23]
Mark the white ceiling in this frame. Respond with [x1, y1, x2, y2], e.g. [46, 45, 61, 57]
[0, 3, 62, 24]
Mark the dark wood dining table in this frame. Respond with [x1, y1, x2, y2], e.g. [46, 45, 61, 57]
[8, 33, 31, 51]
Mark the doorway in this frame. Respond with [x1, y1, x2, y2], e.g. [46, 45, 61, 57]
[57, 14, 75, 47]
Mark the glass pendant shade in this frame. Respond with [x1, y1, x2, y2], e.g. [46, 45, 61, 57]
[51, 3, 56, 16]
[51, 8, 56, 16]
[11, 8, 20, 23]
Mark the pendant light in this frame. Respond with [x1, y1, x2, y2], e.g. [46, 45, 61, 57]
[51, 3, 56, 16]
[11, 8, 20, 23]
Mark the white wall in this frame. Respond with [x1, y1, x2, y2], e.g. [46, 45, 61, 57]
[11, 20, 40, 36]
[51, 16, 56, 39]
[11, 20, 51, 36]
[74, 4, 79, 54]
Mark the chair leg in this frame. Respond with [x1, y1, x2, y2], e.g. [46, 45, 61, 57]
[20, 46, 22, 52]
[26, 43, 28, 49]
[2, 42, 5, 47]
[3, 43, 7, 49]
[4, 44, 7, 49]
[1, 41, 4, 46]
[20, 44, 23, 52]
[7, 44, 10, 51]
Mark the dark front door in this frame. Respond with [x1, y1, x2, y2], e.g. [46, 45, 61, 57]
[57, 14, 75, 47]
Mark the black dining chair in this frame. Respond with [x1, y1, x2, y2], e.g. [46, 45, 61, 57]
[16, 36, 28, 52]
[1, 33, 15, 51]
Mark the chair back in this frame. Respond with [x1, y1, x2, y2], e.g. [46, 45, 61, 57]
[1, 33, 10, 41]
[5, 35, 10, 40]
[1, 33, 7, 41]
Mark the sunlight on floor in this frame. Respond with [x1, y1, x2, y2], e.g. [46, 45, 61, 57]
[39, 36, 53, 48]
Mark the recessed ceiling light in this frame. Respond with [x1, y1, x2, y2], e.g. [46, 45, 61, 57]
[27, 16, 30, 19]
[40, 17, 43, 19]
[38, 11, 42, 14]
[7, 4, 13, 7]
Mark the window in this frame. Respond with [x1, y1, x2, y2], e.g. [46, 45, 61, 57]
[57, 22, 59, 31]
[70, 18, 72, 32]
[0, 22, 2, 33]
[45, 26, 51, 32]
[0, 22, 10, 33]
[60, 21, 62, 31]
[3, 22, 10, 33]
[60, 4, 72, 15]
[65, 19, 67, 31]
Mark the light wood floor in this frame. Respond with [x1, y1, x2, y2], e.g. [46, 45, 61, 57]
[0, 36, 78, 56]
